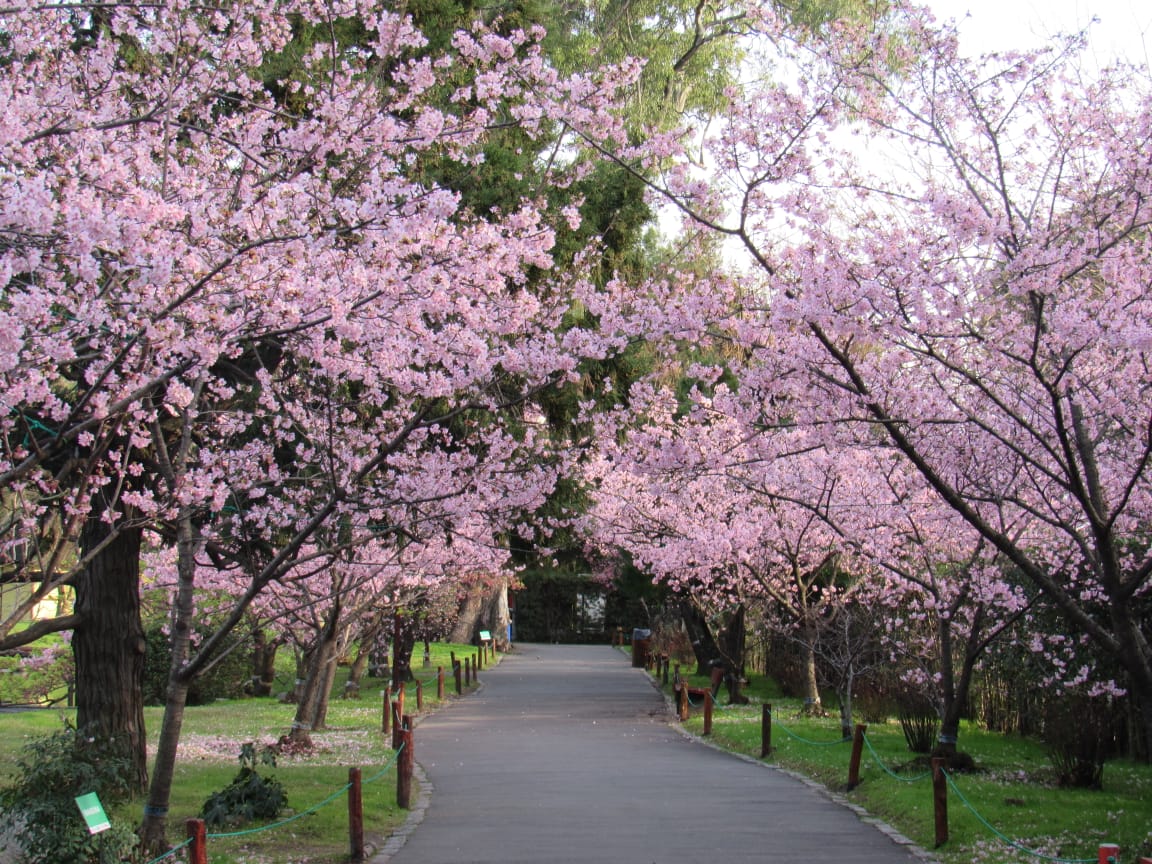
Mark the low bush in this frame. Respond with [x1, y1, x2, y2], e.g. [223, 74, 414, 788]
[0, 725, 138, 864]
[200, 742, 288, 827]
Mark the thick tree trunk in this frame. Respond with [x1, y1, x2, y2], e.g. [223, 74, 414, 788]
[72, 506, 148, 793]
[680, 599, 723, 677]
[449, 580, 512, 649]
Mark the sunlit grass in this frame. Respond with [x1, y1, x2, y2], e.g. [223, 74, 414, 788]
[0, 641, 493, 863]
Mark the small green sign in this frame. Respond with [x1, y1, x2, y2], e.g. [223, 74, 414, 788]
[75, 792, 111, 834]
[479, 630, 491, 642]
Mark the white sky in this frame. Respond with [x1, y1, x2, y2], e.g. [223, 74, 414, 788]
[926, 0, 1152, 67]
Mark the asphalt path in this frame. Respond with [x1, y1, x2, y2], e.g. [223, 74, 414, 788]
[376, 643, 933, 864]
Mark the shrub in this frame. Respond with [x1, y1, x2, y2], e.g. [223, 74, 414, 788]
[1043, 695, 1113, 789]
[142, 621, 252, 706]
[897, 691, 939, 754]
[201, 743, 288, 827]
[0, 725, 139, 864]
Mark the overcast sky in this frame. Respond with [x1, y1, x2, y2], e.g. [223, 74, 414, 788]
[926, 0, 1152, 66]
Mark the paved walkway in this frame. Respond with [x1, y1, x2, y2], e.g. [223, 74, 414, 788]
[376, 644, 933, 864]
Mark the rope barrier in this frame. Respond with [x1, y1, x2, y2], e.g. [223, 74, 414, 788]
[861, 734, 932, 783]
[769, 718, 852, 755]
[143, 837, 192, 864]
[205, 743, 405, 840]
[941, 769, 1097, 864]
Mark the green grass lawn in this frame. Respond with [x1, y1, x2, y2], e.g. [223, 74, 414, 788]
[660, 663, 1152, 864]
[0, 641, 493, 864]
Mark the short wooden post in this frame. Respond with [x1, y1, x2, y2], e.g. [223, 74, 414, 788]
[186, 818, 207, 864]
[473, 653, 479, 682]
[847, 724, 867, 790]
[454, 660, 463, 694]
[760, 703, 773, 757]
[703, 689, 714, 735]
[392, 700, 403, 749]
[932, 757, 949, 847]
[437, 665, 445, 700]
[464, 656, 471, 685]
[416, 679, 424, 711]
[1098, 845, 1120, 864]
[348, 767, 364, 862]
[397, 719, 415, 810]
[661, 655, 669, 686]
[381, 686, 391, 735]
[396, 684, 406, 722]
[678, 683, 689, 721]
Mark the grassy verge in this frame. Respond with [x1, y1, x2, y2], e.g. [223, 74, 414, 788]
[0, 641, 495, 864]
[653, 665, 1152, 864]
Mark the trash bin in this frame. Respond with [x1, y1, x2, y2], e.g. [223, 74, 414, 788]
[631, 628, 652, 668]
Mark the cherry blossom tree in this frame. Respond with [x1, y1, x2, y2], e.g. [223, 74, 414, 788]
[604, 2, 1152, 753]
[0, 0, 675, 849]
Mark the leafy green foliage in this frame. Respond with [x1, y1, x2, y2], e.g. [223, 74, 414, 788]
[0, 725, 138, 864]
[200, 742, 288, 827]
[142, 619, 252, 707]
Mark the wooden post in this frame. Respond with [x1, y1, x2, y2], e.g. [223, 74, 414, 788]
[397, 717, 415, 809]
[392, 700, 403, 749]
[186, 818, 207, 864]
[382, 686, 392, 734]
[454, 660, 463, 694]
[847, 724, 867, 790]
[348, 767, 364, 862]
[761, 703, 773, 757]
[473, 653, 479, 682]
[678, 683, 689, 721]
[703, 689, 714, 735]
[416, 679, 424, 711]
[464, 656, 471, 685]
[397, 684, 406, 720]
[437, 665, 445, 700]
[1098, 845, 1120, 864]
[932, 757, 949, 848]
[661, 655, 669, 686]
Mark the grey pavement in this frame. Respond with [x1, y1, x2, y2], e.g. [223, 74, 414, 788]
[376, 643, 934, 864]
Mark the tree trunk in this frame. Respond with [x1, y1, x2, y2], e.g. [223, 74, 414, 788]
[345, 639, 371, 698]
[450, 580, 513, 649]
[718, 605, 749, 704]
[449, 588, 486, 644]
[680, 599, 723, 677]
[72, 505, 148, 793]
[251, 629, 279, 697]
[392, 611, 416, 685]
[287, 601, 343, 748]
[139, 511, 198, 853]
[799, 621, 823, 715]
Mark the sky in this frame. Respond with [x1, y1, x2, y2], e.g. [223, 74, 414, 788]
[926, 0, 1152, 66]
